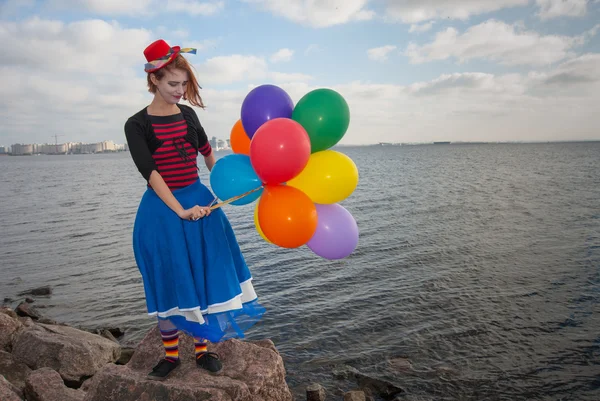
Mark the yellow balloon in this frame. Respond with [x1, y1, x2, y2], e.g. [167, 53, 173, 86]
[254, 201, 272, 244]
[286, 150, 359, 204]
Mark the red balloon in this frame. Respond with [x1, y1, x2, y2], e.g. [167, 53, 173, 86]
[250, 118, 311, 184]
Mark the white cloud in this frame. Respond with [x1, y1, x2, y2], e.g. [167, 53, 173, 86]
[385, 0, 528, 24]
[405, 20, 597, 66]
[166, 0, 224, 15]
[304, 44, 323, 55]
[45, 0, 223, 16]
[270, 48, 294, 63]
[242, 0, 375, 27]
[367, 45, 397, 62]
[409, 22, 434, 33]
[528, 53, 600, 95]
[536, 0, 589, 19]
[194, 55, 269, 85]
[0, 17, 153, 74]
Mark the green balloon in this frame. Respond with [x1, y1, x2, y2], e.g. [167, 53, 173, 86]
[292, 88, 350, 153]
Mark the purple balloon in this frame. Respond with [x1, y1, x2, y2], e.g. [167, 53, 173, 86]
[307, 204, 359, 260]
[241, 84, 294, 139]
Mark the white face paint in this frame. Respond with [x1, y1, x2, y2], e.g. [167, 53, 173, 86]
[153, 68, 189, 105]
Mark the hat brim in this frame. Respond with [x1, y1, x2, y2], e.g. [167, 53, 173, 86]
[144, 46, 181, 73]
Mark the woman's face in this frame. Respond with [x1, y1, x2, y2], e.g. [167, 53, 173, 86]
[153, 67, 189, 104]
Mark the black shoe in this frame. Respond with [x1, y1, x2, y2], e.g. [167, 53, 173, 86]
[196, 352, 222, 374]
[147, 358, 180, 381]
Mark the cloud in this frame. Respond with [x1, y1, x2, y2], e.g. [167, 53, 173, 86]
[165, 0, 224, 16]
[270, 48, 294, 63]
[385, 0, 529, 24]
[528, 53, 600, 95]
[194, 55, 269, 85]
[242, 0, 375, 28]
[304, 44, 323, 55]
[409, 22, 434, 33]
[44, 0, 223, 16]
[405, 20, 597, 66]
[367, 45, 397, 62]
[0, 17, 153, 74]
[0, 0, 35, 17]
[536, 0, 589, 19]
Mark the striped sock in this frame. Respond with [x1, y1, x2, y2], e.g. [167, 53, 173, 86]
[160, 328, 179, 363]
[194, 337, 208, 359]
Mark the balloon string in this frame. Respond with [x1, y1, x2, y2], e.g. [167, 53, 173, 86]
[209, 186, 264, 210]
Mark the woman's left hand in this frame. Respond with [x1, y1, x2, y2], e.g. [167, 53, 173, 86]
[192, 206, 211, 221]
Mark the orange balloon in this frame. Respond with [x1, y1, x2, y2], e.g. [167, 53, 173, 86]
[258, 184, 318, 248]
[230, 119, 251, 155]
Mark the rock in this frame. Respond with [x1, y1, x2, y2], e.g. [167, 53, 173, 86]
[306, 382, 326, 401]
[106, 327, 125, 339]
[38, 318, 58, 325]
[0, 375, 23, 401]
[0, 313, 22, 351]
[18, 286, 52, 296]
[354, 373, 404, 400]
[12, 322, 121, 386]
[332, 365, 360, 380]
[98, 329, 118, 344]
[25, 298, 34, 304]
[3, 297, 14, 304]
[388, 357, 412, 372]
[15, 302, 42, 320]
[344, 390, 366, 401]
[83, 326, 293, 401]
[0, 308, 18, 319]
[332, 365, 404, 400]
[25, 367, 85, 401]
[17, 317, 35, 328]
[0, 351, 32, 394]
[116, 348, 135, 365]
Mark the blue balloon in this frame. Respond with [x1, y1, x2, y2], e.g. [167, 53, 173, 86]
[209, 154, 263, 206]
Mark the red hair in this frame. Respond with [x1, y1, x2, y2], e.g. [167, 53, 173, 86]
[147, 54, 205, 109]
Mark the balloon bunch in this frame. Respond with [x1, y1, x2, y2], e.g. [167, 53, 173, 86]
[210, 84, 359, 260]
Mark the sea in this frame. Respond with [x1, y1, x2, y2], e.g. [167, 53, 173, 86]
[0, 142, 599, 401]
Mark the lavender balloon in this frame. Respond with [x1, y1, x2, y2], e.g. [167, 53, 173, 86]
[241, 84, 294, 139]
[307, 203, 359, 260]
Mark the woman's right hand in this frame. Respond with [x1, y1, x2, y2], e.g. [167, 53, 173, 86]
[178, 205, 210, 221]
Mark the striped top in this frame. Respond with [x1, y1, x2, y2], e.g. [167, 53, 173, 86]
[149, 113, 212, 190]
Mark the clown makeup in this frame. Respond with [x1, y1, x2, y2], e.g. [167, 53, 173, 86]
[151, 68, 190, 105]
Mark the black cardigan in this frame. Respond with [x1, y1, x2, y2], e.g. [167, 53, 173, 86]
[124, 104, 209, 181]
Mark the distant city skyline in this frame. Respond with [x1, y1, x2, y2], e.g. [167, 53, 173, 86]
[1, 135, 233, 155]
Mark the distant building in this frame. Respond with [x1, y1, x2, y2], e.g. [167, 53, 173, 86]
[12, 143, 34, 155]
[0, 146, 7, 154]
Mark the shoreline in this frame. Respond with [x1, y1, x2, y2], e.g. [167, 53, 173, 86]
[1, 286, 406, 401]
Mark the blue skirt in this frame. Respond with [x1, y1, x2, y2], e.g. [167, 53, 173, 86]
[132, 179, 265, 342]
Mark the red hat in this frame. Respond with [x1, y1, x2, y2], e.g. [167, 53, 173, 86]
[143, 39, 196, 73]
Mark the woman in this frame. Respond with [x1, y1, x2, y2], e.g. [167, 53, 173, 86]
[124, 39, 265, 381]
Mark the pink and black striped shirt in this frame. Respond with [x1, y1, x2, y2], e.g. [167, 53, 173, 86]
[148, 113, 211, 190]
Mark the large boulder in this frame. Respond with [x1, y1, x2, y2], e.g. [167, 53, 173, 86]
[12, 323, 121, 386]
[0, 312, 22, 351]
[83, 326, 293, 401]
[0, 351, 31, 394]
[0, 375, 23, 401]
[25, 367, 85, 401]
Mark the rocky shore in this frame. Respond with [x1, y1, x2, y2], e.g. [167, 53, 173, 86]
[1, 287, 406, 401]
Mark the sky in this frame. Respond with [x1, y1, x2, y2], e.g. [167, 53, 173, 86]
[0, 0, 599, 146]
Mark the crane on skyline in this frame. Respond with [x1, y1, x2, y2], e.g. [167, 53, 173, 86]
[51, 134, 64, 154]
